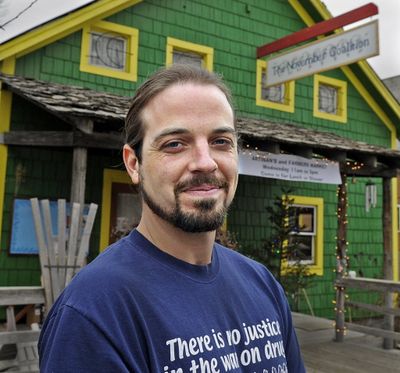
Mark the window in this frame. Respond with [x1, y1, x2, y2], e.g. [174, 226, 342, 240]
[313, 75, 347, 123]
[288, 205, 316, 264]
[256, 59, 295, 112]
[99, 169, 141, 251]
[80, 21, 139, 81]
[166, 37, 213, 71]
[286, 195, 324, 275]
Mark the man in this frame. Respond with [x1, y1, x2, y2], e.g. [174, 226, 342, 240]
[39, 65, 305, 372]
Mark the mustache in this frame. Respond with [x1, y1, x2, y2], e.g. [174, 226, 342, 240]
[175, 174, 229, 193]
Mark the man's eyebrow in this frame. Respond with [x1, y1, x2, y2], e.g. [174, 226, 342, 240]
[152, 128, 190, 144]
[212, 126, 237, 136]
[152, 126, 237, 145]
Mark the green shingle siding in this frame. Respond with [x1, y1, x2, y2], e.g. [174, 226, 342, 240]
[0, 0, 393, 319]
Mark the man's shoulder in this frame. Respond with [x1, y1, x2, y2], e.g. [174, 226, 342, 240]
[52, 232, 150, 306]
[215, 243, 265, 270]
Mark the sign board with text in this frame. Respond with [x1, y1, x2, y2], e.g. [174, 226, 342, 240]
[238, 152, 342, 185]
[265, 21, 379, 86]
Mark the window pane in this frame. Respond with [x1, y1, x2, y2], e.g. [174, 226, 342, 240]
[90, 32, 127, 71]
[110, 184, 141, 243]
[288, 235, 313, 262]
[289, 206, 315, 233]
[319, 84, 338, 114]
[173, 50, 203, 68]
[261, 70, 285, 103]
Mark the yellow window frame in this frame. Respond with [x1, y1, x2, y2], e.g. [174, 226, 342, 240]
[166, 37, 214, 71]
[80, 20, 139, 82]
[256, 59, 295, 113]
[99, 169, 132, 252]
[284, 195, 324, 276]
[313, 74, 347, 123]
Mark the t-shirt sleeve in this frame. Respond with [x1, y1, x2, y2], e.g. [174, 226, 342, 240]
[38, 304, 130, 373]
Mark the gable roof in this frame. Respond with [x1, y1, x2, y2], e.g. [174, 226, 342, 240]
[0, 0, 398, 139]
[289, 0, 400, 137]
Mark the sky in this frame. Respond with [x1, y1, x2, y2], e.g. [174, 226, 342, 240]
[323, 0, 400, 79]
[0, 0, 94, 44]
[0, 0, 399, 79]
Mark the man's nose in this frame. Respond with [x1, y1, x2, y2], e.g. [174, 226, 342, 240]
[188, 141, 218, 173]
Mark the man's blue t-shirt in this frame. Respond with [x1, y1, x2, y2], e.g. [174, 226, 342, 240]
[39, 230, 305, 372]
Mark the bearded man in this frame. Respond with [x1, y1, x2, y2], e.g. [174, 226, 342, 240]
[39, 65, 305, 373]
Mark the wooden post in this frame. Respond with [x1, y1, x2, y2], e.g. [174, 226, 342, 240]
[335, 175, 348, 342]
[70, 119, 93, 205]
[382, 177, 394, 349]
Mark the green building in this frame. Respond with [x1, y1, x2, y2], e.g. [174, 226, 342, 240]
[0, 0, 399, 319]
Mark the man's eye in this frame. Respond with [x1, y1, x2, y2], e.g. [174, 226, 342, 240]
[163, 141, 183, 150]
[213, 138, 233, 146]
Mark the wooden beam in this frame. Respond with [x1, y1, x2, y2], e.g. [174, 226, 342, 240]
[282, 145, 313, 159]
[0, 330, 40, 345]
[257, 3, 378, 58]
[345, 300, 400, 317]
[346, 323, 400, 341]
[1, 131, 122, 149]
[335, 175, 348, 343]
[316, 149, 347, 163]
[264, 142, 280, 154]
[70, 119, 93, 205]
[337, 277, 400, 293]
[382, 177, 394, 349]
[74, 131, 122, 149]
[340, 164, 397, 178]
[2, 131, 73, 146]
[0, 286, 45, 306]
[350, 153, 378, 168]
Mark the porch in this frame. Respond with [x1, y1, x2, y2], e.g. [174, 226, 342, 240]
[294, 312, 400, 372]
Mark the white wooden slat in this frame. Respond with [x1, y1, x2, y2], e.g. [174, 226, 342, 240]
[30, 198, 53, 310]
[65, 202, 81, 285]
[0, 330, 40, 345]
[0, 287, 45, 306]
[40, 200, 61, 301]
[6, 306, 16, 332]
[57, 199, 67, 288]
[75, 203, 98, 274]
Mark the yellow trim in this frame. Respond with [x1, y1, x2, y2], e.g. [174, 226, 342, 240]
[313, 74, 347, 123]
[288, 0, 315, 27]
[286, 195, 324, 276]
[290, 0, 399, 280]
[80, 20, 139, 81]
[341, 66, 397, 148]
[392, 178, 399, 281]
[166, 37, 214, 71]
[256, 59, 295, 113]
[310, 0, 400, 119]
[0, 0, 143, 60]
[0, 57, 15, 250]
[99, 169, 132, 252]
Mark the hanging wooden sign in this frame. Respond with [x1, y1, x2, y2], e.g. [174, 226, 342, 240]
[265, 21, 379, 86]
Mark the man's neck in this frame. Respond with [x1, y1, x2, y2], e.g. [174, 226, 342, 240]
[136, 209, 216, 265]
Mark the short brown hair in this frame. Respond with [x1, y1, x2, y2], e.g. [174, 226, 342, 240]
[124, 64, 235, 162]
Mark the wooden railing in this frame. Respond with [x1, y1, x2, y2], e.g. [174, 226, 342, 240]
[336, 277, 400, 348]
[0, 286, 45, 344]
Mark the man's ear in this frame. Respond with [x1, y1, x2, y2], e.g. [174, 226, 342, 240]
[123, 144, 140, 185]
